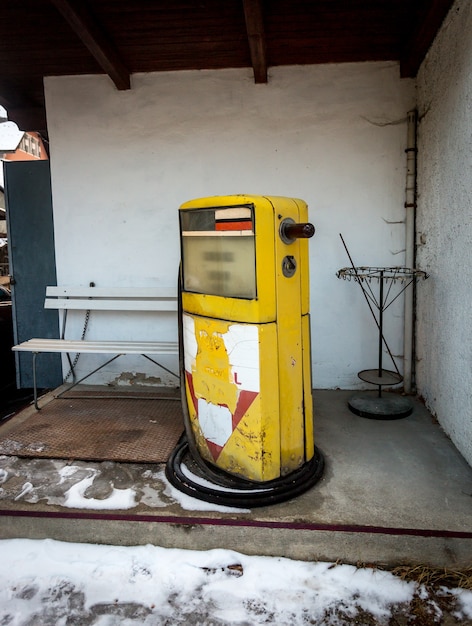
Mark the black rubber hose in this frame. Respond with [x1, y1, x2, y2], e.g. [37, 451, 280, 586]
[166, 439, 324, 508]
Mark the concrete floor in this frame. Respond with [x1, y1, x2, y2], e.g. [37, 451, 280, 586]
[0, 387, 470, 568]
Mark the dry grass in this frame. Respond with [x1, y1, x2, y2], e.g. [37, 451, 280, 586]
[390, 565, 472, 590]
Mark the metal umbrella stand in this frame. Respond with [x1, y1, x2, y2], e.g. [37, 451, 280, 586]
[337, 245, 428, 419]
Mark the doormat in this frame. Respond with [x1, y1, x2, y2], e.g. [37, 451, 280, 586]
[0, 393, 184, 464]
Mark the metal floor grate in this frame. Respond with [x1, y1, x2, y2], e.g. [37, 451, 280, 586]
[0, 394, 184, 464]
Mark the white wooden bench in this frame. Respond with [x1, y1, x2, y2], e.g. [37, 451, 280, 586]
[12, 286, 179, 409]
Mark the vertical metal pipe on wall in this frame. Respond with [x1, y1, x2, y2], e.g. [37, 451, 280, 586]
[403, 109, 417, 393]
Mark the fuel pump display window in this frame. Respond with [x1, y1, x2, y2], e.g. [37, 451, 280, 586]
[181, 205, 257, 299]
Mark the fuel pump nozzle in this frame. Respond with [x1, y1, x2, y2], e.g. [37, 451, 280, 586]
[279, 218, 315, 244]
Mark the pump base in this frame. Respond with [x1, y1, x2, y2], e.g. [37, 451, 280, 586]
[165, 441, 324, 508]
[348, 393, 413, 420]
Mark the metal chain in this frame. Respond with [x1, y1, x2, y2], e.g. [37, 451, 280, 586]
[64, 309, 91, 382]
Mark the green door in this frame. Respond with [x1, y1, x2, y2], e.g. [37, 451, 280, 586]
[4, 160, 62, 388]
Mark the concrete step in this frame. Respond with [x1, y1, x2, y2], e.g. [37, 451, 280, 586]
[0, 389, 471, 568]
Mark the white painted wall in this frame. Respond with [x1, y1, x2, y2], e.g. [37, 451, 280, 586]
[416, 0, 472, 465]
[44, 62, 415, 389]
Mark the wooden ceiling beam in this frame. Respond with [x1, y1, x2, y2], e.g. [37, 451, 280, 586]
[242, 0, 268, 83]
[49, 0, 131, 90]
[400, 0, 455, 77]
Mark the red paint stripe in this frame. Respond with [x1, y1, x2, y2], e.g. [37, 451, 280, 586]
[185, 371, 197, 414]
[206, 439, 224, 461]
[215, 221, 253, 231]
[1, 509, 471, 539]
[232, 390, 259, 431]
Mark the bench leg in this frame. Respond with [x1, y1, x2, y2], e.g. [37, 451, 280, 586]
[141, 354, 179, 380]
[32, 352, 39, 410]
[56, 354, 122, 399]
[31, 353, 178, 407]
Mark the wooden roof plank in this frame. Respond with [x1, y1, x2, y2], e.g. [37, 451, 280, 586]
[0, 79, 47, 132]
[0, 1, 457, 130]
[400, 0, 455, 77]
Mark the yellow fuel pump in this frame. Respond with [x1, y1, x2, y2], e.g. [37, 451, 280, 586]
[166, 195, 323, 506]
